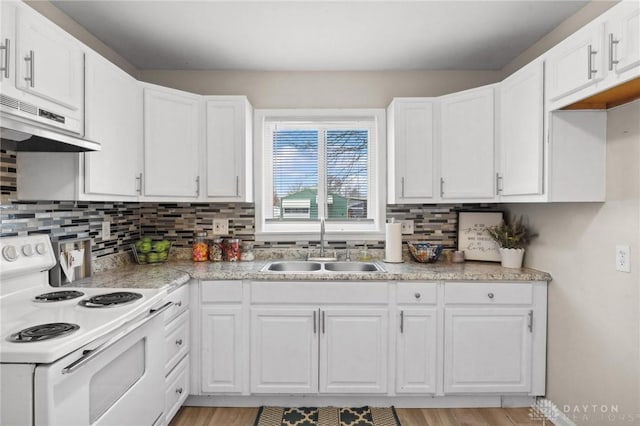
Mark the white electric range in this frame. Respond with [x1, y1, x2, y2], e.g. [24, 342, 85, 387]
[0, 235, 170, 426]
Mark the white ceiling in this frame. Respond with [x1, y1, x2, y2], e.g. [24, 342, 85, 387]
[52, 1, 589, 71]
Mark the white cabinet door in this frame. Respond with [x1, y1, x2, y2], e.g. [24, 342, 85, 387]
[444, 308, 532, 394]
[396, 308, 437, 394]
[205, 97, 252, 201]
[498, 61, 544, 198]
[0, 1, 15, 90]
[201, 307, 243, 393]
[546, 23, 605, 101]
[320, 309, 388, 394]
[84, 52, 142, 198]
[14, 5, 84, 113]
[144, 87, 201, 198]
[607, 2, 640, 76]
[250, 308, 318, 394]
[388, 99, 435, 203]
[439, 86, 495, 200]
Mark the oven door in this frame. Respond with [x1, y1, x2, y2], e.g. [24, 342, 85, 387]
[33, 302, 172, 426]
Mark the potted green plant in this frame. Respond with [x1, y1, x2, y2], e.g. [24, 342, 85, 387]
[486, 216, 535, 268]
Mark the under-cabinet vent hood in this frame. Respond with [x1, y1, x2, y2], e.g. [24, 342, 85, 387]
[0, 115, 100, 152]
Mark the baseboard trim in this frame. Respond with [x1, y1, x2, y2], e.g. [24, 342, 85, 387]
[185, 394, 538, 408]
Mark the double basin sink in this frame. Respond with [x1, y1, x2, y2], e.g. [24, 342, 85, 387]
[261, 260, 386, 273]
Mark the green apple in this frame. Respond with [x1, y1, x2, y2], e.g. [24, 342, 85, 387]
[137, 253, 146, 263]
[152, 241, 165, 253]
[140, 242, 152, 253]
[147, 252, 159, 263]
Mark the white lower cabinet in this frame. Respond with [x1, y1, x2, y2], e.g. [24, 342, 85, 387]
[320, 309, 388, 394]
[250, 307, 388, 394]
[396, 308, 438, 394]
[195, 280, 547, 404]
[444, 308, 532, 394]
[250, 308, 318, 394]
[201, 306, 244, 393]
[161, 285, 191, 425]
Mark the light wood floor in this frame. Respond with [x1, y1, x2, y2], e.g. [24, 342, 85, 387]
[169, 406, 553, 426]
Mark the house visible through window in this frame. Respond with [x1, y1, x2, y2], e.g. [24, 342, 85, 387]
[255, 109, 386, 241]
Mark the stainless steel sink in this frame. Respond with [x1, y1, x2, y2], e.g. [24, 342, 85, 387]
[323, 262, 384, 272]
[261, 261, 385, 273]
[263, 261, 322, 272]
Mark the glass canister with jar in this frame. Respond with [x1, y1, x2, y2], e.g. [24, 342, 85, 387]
[224, 238, 240, 262]
[241, 242, 255, 261]
[209, 238, 224, 262]
[192, 232, 209, 262]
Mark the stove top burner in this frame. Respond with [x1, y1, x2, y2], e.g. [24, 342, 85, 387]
[79, 291, 143, 308]
[9, 322, 80, 342]
[34, 290, 85, 302]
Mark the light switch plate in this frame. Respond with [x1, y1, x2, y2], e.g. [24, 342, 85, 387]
[616, 245, 631, 272]
[400, 220, 414, 235]
[213, 219, 229, 235]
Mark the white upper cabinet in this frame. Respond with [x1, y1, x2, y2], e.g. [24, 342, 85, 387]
[546, 22, 605, 103]
[84, 52, 142, 198]
[497, 61, 544, 199]
[14, 3, 84, 115]
[546, 1, 639, 110]
[387, 98, 436, 204]
[205, 97, 253, 202]
[605, 2, 640, 78]
[438, 85, 496, 201]
[0, 1, 84, 134]
[143, 86, 202, 198]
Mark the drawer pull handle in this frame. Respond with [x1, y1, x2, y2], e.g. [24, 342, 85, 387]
[487, 292, 495, 299]
[175, 301, 182, 307]
[414, 292, 421, 300]
[175, 339, 183, 346]
[176, 387, 183, 395]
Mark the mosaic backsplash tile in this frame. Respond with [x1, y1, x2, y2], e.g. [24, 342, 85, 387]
[1, 149, 499, 260]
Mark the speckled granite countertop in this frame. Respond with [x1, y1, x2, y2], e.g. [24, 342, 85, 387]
[69, 259, 550, 291]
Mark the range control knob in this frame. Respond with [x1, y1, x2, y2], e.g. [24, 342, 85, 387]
[22, 244, 34, 257]
[35, 242, 47, 255]
[2, 245, 19, 262]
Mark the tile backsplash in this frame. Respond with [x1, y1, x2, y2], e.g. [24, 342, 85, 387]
[1, 149, 498, 259]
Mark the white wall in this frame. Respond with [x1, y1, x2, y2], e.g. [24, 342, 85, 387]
[507, 100, 640, 425]
[139, 70, 502, 108]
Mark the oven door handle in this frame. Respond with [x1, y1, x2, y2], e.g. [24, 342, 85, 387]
[61, 301, 173, 375]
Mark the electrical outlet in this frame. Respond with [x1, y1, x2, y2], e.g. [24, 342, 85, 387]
[400, 220, 414, 235]
[213, 219, 229, 235]
[101, 221, 111, 241]
[616, 245, 631, 272]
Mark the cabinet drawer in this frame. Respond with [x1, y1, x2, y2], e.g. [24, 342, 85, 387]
[165, 311, 190, 375]
[164, 284, 190, 324]
[445, 282, 533, 305]
[201, 280, 243, 303]
[397, 282, 437, 304]
[165, 355, 189, 425]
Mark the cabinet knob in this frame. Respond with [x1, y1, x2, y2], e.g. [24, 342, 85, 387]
[175, 339, 183, 346]
[414, 292, 421, 300]
[488, 292, 495, 299]
[176, 387, 183, 395]
[175, 300, 182, 307]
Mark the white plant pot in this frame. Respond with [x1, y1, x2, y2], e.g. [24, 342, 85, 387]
[499, 248, 525, 268]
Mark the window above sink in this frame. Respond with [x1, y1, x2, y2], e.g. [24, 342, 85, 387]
[254, 109, 387, 242]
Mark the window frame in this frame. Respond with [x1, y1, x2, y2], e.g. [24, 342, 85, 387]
[254, 108, 386, 242]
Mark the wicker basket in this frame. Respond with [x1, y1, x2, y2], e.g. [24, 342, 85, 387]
[407, 242, 443, 263]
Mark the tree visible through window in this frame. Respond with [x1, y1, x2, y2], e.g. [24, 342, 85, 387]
[270, 125, 369, 221]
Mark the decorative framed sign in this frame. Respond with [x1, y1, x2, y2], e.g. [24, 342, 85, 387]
[457, 211, 504, 262]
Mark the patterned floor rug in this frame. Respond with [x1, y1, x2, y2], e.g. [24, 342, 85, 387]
[254, 406, 401, 426]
